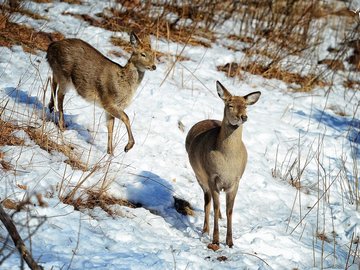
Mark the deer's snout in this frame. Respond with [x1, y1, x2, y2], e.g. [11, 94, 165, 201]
[241, 115, 248, 122]
[151, 65, 156, 70]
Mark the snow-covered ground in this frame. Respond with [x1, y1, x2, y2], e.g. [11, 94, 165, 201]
[0, 1, 359, 269]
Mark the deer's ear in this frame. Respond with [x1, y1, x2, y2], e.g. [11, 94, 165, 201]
[244, 91, 261, 105]
[216, 81, 232, 101]
[130, 32, 141, 48]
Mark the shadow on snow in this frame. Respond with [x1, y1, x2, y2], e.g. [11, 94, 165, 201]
[313, 109, 360, 157]
[5, 87, 93, 143]
[313, 109, 360, 144]
[126, 171, 195, 233]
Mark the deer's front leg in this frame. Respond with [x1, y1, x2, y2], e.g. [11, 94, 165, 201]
[225, 188, 237, 248]
[211, 189, 220, 245]
[106, 107, 135, 153]
[106, 113, 115, 155]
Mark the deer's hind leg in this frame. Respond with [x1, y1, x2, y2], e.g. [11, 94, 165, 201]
[48, 75, 57, 113]
[48, 75, 66, 130]
[56, 82, 66, 131]
[202, 188, 212, 234]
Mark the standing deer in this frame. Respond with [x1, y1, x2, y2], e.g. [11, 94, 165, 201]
[185, 81, 261, 248]
[46, 32, 156, 154]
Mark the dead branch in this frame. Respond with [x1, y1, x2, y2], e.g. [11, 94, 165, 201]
[0, 204, 43, 270]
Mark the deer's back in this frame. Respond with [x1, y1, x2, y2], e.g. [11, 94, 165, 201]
[185, 119, 221, 154]
[47, 39, 128, 105]
[47, 39, 114, 77]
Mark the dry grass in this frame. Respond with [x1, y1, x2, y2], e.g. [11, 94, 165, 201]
[25, 127, 88, 171]
[0, 3, 64, 54]
[0, 119, 25, 146]
[110, 36, 190, 62]
[30, 0, 82, 4]
[344, 80, 360, 90]
[63, 190, 141, 216]
[0, 20, 64, 53]
[1, 193, 48, 211]
[217, 62, 326, 92]
[0, 3, 47, 20]
[61, 1, 218, 48]
[62, 191, 195, 217]
[316, 232, 331, 243]
[346, 40, 360, 71]
[318, 59, 345, 71]
[0, 119, 88, 171]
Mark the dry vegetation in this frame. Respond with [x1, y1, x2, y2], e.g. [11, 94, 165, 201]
[0, 118, 87, 171]
[58, 0, 360, 92]
[0, 0, 358, 205]
[63, 190, 141, 216]
[62, 0, 221, 48]
[2, 0, 359, 90]
[0, 1, 359, 268]
[216, 0, 360, 91]
[217, 62, 326, 91]
[0, 2, 64, 54]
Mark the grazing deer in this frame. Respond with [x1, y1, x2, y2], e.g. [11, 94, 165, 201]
[46, 32, 156, 154]
[185, 81, 261, 248]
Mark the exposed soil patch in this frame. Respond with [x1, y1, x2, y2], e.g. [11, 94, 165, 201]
[174, 196, 194, 216]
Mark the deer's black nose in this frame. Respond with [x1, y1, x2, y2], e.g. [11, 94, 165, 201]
[241, 115, 248, 122]
[152, 65, 156, 70]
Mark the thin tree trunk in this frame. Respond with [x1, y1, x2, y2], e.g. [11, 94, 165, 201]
[0, 204, 43, 270]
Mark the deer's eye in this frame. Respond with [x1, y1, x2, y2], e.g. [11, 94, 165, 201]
[141, 53, 147, 57]
[228, 105, 234, 110]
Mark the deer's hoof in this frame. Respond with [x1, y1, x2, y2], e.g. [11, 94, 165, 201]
[226, 238, 234, 248]
[124, 141, 135, 152]
[207, 243, 220, 251]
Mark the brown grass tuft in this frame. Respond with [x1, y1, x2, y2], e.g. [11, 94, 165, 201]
[0, 21, 64, 53]
[0, 4, 64, 53]
[318, 59, 345, 71]
[316, 232, 331, 242]
[62, 2, 216, 48]
[0, 119, 25, 146]
[1, 193, 48, 211]
[217, 62, 326, 92]
[0, 118, 87, 171]
[24, 127, 88, 171]
[346, 40, 360, 71]
[110, 36, 190, 62]
[63, 190, 141, 216]
[31, 0, 82, 4]
[343, 79, 360, 90]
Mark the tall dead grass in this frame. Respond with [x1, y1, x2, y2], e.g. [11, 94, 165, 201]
[0, 1, 64, 53]
[218, 0, 359, 92]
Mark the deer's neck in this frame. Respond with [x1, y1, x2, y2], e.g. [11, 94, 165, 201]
[128, 55, 145, 85]
[217, 119, 244, 154]
[137, 69, 145, 84]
